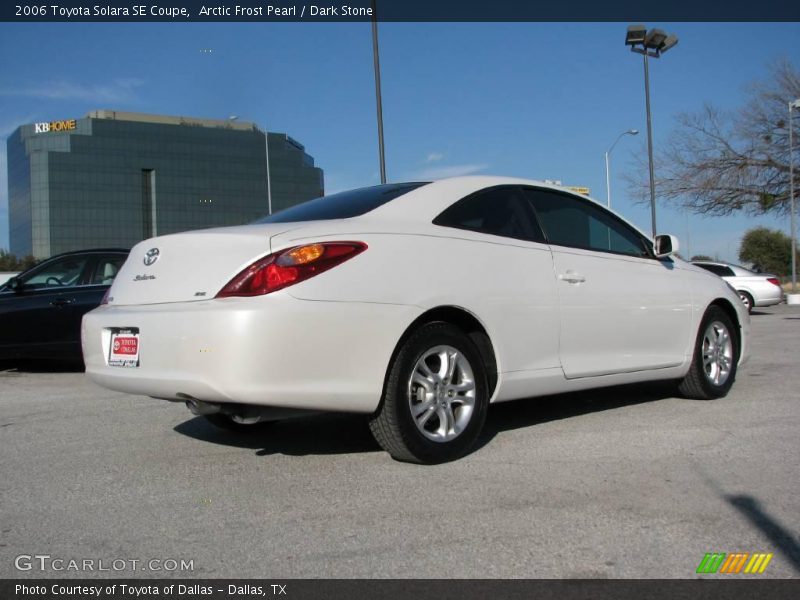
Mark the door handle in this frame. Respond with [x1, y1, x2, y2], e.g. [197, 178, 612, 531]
[558, 271, 586, 284]
[50, 298, 75, 307]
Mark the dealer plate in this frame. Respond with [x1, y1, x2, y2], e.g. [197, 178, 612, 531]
[109, 329, 140, 367]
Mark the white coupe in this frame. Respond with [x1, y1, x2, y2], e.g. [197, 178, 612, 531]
[83, 177, 749, 463]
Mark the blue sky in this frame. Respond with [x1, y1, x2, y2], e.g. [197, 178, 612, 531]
[1, 22, 798, 261]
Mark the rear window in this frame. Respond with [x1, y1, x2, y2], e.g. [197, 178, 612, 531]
[256, 182, 429, 224]
[695, 263, 735, 277]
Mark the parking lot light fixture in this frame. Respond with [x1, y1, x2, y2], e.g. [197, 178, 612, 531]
[644, 29, 668, 50]
[625, 24, 647, 46]
[605, 129, 639, 208]
[625, 24, 679, 238]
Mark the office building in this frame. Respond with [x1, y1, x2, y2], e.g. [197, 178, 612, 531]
[6, 110, 324, 258]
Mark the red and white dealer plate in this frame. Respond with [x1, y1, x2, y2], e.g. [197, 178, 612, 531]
[108, 329, 139, 367]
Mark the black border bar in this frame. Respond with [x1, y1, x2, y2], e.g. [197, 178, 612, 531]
[3, 580, 800, 600]
[2, 0, 799, 22]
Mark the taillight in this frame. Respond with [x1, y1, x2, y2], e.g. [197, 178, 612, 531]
[767, 277, 781, 287]
[100, 288, 111, 305]
[216, 242, 367, 298]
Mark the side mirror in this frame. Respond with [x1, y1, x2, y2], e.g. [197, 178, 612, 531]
[654, 234, 680, 258]
[6, 277, 22, 292]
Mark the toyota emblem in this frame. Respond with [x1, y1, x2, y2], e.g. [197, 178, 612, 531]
[143, 248, 160, 266]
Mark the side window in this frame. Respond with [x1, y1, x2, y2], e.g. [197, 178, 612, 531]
[523, 188, 650, 258]
[721, 266, 736, 277]
[90, 255, 127, 285]
[433, 186, 544, 242]
[21, 256, 90, 289]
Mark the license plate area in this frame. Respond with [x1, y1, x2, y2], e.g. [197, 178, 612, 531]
[108, 328, 140, 367]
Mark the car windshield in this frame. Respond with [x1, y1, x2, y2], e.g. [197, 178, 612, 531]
[255, 182, 430, 224]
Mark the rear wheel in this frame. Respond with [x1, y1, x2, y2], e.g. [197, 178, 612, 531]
[738, 290, 754, 313]
[677, 306, 738, 400]
[369, 322, 489, 464]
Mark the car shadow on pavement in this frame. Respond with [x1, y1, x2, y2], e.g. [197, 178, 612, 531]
[174, 381, 678, 459]
[174, 412, 379, 456]
[474, 381, 678, 452]
[725, 495, 800, 574]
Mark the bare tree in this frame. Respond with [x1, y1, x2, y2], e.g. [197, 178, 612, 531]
[626, 59, 800, 216]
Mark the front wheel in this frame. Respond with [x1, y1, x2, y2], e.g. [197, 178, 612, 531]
[369, 322, 489, 464]
[677, 306, 738, 400]
[738, 291, 754, 314]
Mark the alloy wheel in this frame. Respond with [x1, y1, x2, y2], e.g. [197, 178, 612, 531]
[407, 345, 476, 442]
[702, 320, 734, 386]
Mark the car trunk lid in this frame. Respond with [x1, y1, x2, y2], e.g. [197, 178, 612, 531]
[107, 224, 292, 305]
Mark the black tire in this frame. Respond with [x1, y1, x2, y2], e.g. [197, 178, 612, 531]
[677, 305, 739, 400]
[369, 322, 489, 464]
[202, 413, 274, 433]
[738, 290, 754, 314]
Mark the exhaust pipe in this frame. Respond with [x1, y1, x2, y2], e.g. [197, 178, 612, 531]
[183, 394, 319, 424]
[184, 398, 221, 416]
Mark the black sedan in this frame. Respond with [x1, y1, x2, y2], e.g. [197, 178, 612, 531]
[0, 249, 129, 362]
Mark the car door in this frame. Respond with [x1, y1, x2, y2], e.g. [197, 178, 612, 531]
[0, 253, 94, 356]
[431, 185, 560, 375]
[522, 187, 692, 379]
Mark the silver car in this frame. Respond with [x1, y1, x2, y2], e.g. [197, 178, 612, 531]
[692, 261, 783, 313]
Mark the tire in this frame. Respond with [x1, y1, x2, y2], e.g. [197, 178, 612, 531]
[202, 413, 274, 433]
[369, 322, 489, 464]
[738, 290, 754, 314]
[677, 306, 739, 400]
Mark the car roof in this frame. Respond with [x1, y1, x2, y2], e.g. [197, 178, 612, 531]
[692, 261, 730, 268]
[15, 249, 129, 274]
[33, 248, 129, 262]
[691, 261, 768, 276]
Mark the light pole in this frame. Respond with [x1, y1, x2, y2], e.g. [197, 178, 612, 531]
[625, 24, 678, 238]
[371, 0, 387, 184]
[790, 98, 800, 292]
[605, 129, 638, 208]
[232, 116, 273, 215]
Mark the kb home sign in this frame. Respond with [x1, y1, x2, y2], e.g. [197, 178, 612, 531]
[34, 119, 77, 134]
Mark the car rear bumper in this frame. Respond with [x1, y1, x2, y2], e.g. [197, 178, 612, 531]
[82, 293, 420, 413]
[739, 283, 783, 307]
[753, 293, 783, 307]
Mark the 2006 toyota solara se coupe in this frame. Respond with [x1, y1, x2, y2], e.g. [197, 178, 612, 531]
[83, 176, 749, 463]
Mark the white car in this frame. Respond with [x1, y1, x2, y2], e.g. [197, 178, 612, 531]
[83, 176, 749, 463]
[691, 261, 783, 313]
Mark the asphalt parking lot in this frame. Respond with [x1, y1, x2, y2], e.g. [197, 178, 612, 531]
[1, 304, 798, 579]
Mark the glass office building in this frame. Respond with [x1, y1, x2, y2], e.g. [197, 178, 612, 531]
[6, 110, 324, 258]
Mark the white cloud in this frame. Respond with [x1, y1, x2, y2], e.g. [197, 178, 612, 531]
[412, 163, 489, 180]
[426, 152, 444, 163]
[0, 78, 144, 103]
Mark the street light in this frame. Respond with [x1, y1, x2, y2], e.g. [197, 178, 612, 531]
[605, 128, 638, 208]
[790, 98, 800, 293]
[625, 24, 678, 237]
[371, 0, 387, 184]
[231, 115, 272, 214]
